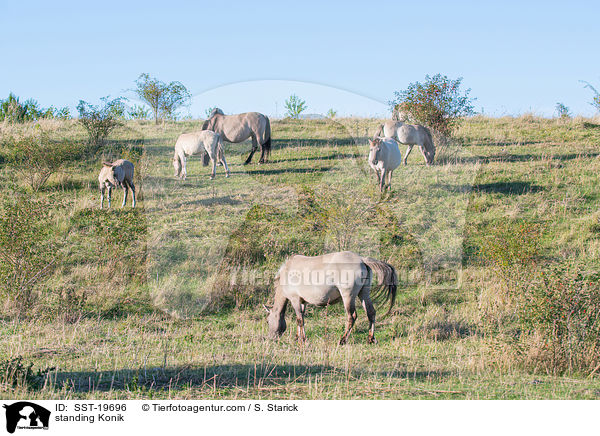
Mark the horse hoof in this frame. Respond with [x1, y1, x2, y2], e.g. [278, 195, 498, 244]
[210, 176, 215, 180]
[225, 173, 230, 178]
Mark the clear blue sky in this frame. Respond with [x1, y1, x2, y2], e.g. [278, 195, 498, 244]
[1, 0, 599, 117]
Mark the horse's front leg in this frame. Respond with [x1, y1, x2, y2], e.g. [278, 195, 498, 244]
[291, 298, 306, 344]
[379, 169, 387, 192]
[100, 185, 105, 209]
[182, 155, 187, 180]
[419, 145, 429, 166]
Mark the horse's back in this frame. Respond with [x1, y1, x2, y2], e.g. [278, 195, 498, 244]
[176, 131, 217, 154]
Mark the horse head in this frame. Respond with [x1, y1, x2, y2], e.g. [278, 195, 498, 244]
[368, 138, 382, 164]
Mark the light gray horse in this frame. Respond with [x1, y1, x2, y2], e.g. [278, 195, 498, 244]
[374, 120, 435, 165]
[202, 108, 271, 165]
[368, 137, 402, 192]
[173, 131, 230, 180]
[266, 251, 397, 345]
[99, 159, 136, 208]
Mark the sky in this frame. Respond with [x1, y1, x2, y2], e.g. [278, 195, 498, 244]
[1, 0, 599, 118]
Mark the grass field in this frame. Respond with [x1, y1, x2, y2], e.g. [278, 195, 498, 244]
[1, 115, 600, 399]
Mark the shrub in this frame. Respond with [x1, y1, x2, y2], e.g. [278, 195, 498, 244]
[555, 102, 571, 119]
[581, 80, 600, 112]
[390, 74, 475, 137]
[326, 108, 337, 119]
[0, 93, 70, 123]
[284, 94, 307, 119]
[3, 131, 78, 191]
[77, 97, 126, 151]
[128, 104, 150, 120]
[134, 73, 191, 124]
[0, 196, 56, 316]
[519, 264, 600, 374]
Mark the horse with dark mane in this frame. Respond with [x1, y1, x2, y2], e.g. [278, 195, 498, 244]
[202, 108, 271, 165]
[265, 251, 397, 345]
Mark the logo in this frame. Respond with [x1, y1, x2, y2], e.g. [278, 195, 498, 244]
[3, 402, 50, 434]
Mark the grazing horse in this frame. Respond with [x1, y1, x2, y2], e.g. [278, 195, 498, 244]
[173, 131, 229, 180]
[368, 137, 402, 192]
[374, 120, 435, 165]
[99, 159, 136, 208]
[202, 108, 271, 165]
[266, 251, 397, 345]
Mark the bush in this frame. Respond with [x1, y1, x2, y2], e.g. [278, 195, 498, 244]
[519, 264, 600, 374]
[581, 80, 600, 112]
[128, 105, 150, 120]
[390, 74, 475, 137]
[3, 131, 79, 191]
[77, 97, 126, 151]
[0, 196, 56, 316]
[555, 102, 571, 119]
[284, 94, 307, 119]
[134, 73, 191, 124]
[0, 93, 69, 123]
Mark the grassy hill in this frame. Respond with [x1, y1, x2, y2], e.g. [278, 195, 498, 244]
[0, 115, 599, 399]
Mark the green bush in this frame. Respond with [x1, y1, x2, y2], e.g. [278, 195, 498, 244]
[3, 131, 81, 191]
[0, 196, 56, 316]
[390, 74, 475, 137]
[77, 97, 126, 152]
[519, 264, 600, 374]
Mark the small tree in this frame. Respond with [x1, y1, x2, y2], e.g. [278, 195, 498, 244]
[0, 196, 56, 315]
[77, 97, 126, 151]
[390, 74, 475, 137]
[284, 94, 307, 119]
[134, 73, 191, 124]
[555, 102, 571, 119]
[326, 108, 337, 119]
[581, 80, 600, 112]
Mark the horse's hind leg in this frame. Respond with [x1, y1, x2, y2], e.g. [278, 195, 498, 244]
[359, 293, 377, 344]
[210, 157, 217, 180]
[127, 179, 136, 208]
[121, 184, 128, 207]
[404, 144, 413, 165]
[339, 295, 357, 345]
[220, 155, 230, 178]
[244, 134, 259, 165]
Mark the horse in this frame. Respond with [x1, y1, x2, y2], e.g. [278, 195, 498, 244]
[173, 131, 230, 180]
[265, 251, 397, 345]
[202, 108, 271, 165]
[368, 137, 402, 192]
[374, 120, 435, 165]
[98, 159, 136, 208]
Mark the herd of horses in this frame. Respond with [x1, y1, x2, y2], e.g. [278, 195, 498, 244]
[98, 108, 437, 344]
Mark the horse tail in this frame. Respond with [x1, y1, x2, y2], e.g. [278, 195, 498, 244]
[361, 257, 397, 316]
[373, 124, 384, 139]
[262, 116, 272, 157]
[201, 138, 211, 166]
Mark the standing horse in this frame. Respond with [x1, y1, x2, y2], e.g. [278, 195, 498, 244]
[368, 137, 402, 192]
[202, 108, 271, 165]
[173, 131, 230, 180]
[374, 120, 435, 165]
[266, 251, 397, 345]
[99, 159, 136, 208]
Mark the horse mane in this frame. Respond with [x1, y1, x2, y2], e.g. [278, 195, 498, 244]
[361, 257, 397, 315]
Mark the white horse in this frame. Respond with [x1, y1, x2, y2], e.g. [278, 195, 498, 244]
[374, 120, 435, 165]
[99, 159, 136, 208]
[266, 251, 397, 345]
[368, 137, 402, 192]
[173, 131, 230, 180]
